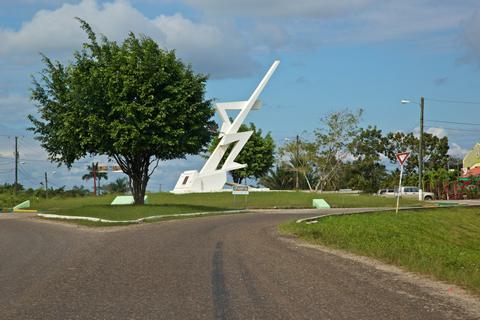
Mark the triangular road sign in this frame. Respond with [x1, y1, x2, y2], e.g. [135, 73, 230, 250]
[396, 152, 410, 165]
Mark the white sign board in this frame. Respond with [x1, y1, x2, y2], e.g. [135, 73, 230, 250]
[232, 185, 249, 195]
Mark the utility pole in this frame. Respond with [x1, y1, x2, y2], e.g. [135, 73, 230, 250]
[93, 162, 97, 196]
[295, 134, 300, 190]
[14, 136, 18, 195]
[419, 97, 424, 201]
[401, 97, 425, 200]
[44, 172, 48, 199]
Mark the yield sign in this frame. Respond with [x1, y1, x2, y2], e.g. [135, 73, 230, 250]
[396, 152, 410, 166]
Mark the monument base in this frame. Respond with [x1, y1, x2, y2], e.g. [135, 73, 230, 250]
[171, 170, 227, 194]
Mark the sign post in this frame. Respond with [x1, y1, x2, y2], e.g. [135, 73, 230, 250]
[232, 185, 249, 208]
[395, 152, 410, 214]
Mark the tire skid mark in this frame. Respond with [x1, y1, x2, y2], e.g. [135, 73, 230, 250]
[212, 241, 230, 320]
[236, 257, 264, 308]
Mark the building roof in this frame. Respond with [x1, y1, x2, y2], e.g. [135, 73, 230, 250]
[463, 143, 480, 169]
[462, 167, 480, 177]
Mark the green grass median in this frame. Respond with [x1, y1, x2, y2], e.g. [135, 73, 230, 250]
[280, 207, 480, 294]
[19, 191, 421, 226]
[9, 191, 422, 212]
[146, 192, 421, 209]
[25, 192, 420, 213]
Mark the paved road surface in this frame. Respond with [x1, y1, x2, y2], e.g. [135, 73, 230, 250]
[0, 211, 478, 319]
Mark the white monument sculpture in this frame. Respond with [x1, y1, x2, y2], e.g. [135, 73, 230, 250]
[172, 60, 280, 194]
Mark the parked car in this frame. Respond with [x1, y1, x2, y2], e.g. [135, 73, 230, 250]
[377, 186, 434, 200]
[397, 186, 434, 200]
[377, 188, 395, 196]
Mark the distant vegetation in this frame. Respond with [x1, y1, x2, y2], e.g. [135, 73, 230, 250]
[0, 178, 130, 208]
[261, 109, 465, 199]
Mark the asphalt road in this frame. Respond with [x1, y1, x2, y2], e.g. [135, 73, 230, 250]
[0, 210, 478, 320]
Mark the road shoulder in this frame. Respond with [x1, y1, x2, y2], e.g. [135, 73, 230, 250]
[277, 232, 480, 318]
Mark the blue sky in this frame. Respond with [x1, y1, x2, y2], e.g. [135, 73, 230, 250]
[1, 0, 480, 191]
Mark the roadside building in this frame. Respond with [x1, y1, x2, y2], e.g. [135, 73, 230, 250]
[462, 143, 480, 176]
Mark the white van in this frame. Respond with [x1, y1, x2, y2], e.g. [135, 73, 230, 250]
[397, 186, 434, 200]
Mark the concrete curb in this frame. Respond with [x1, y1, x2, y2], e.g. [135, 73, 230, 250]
[294, 205, 474, 224]
[37, 209, 248, 224]
[295, 208, 391, 224]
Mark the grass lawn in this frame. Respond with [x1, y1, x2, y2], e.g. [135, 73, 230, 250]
[146, 191, 421, 209]
[5, 191, 422, 212]
[4, 191, 420, 226]
[280, 207, 480, 294]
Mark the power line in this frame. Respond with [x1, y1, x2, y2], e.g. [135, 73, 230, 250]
[17, 164, 65, 189]
[426, 120, 480, 126]
[435, 127, 480, 133]
[425, 98, 480, 105]
[0, 155, 97, 165]
[18, 166, 40, 186]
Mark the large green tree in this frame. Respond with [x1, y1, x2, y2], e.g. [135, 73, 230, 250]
[29, 19, 215, 204]
[384, 132, 450, 175]
[346, 126, 388, 192]
[312, 109, 363, 191]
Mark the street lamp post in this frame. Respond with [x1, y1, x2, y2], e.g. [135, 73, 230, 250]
[401, 97, 425, 201]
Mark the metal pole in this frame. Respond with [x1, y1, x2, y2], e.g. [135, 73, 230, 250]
[419, 97, 424, 201]
[93, 162, 97, 196]
[14, 136, 18, 195]
[295, 134, 299, 190]
[45, 172, 48, 199]
[396, 165, 404, 214]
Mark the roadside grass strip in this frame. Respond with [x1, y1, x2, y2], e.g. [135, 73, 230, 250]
[38, 209, 247, 224]
[281, 207, 480, 294]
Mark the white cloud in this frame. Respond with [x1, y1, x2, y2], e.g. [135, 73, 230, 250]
[0, 0, 477, 77]
[463, 9, 480, 65]
[426, 127, 448, 138]
[0, 0, 256, 78]
[448, 142, 469, 159]
[182, 0, 475, 45]
[351, 1, 471, 41]
[413, 126, 448, 139]
[153, 14, 255, 77]
[182, 0, 375, 19]
[0, 0, 162, 56]
[0, 94, 35, 128]
[411, 126, 469, 159]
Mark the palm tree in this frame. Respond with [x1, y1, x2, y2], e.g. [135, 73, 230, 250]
[82, 163, 108, 195]
[259, 165, 294, 190]
[103, 178, 130, 194]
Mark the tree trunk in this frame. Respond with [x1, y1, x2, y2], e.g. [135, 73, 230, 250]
[113, 154, 154, 205]
[303, 172, 313, 192]
[130, 172, 149, 205]
[232, 174, 242, 184]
